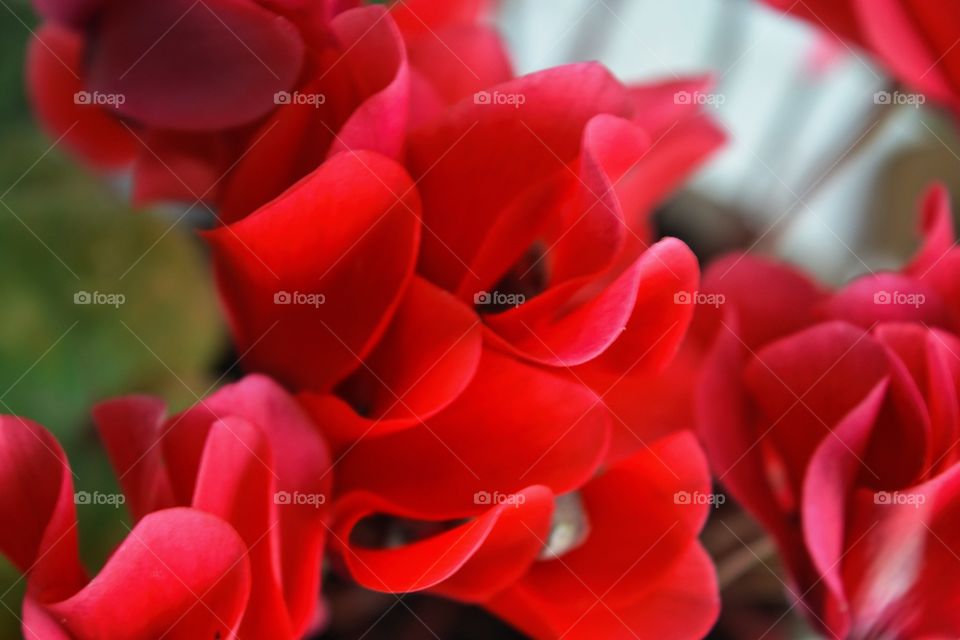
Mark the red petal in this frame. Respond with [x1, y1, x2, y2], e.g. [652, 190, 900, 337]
[26, 26, 137, 170]
[801, 379, 889, 638]
[0, 416, 84, 601]
[218, 8, 409, 221]
[408, 62, 634, 291]
[86, 0, 305, 130]
[852, 0, 957, 104]
[405, 25, 513, 106]
[332, 486, 552, 598]
[491, 543, 719, 640]
[744, 322, 889, 492]
[488, 432, 718, 639]
[702, 253, 826, 350]
[326, 7, 410, 160]
[820, 273, 950, 329]
[192, 418, 294, 637]
[389, 0, 492, 35]
[589, 237, 700, 374]
[335, 277, 482, 423]
[334, 349, 610, 516]
[48, 508, 251, 640]
[207, 151, 421, 392]
[175, 375, 331, 632]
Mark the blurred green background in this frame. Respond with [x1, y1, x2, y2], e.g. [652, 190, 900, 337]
[0, 1, 225, 635]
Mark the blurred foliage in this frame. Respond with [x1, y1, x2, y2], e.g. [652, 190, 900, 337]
[0, 1, 225, 636]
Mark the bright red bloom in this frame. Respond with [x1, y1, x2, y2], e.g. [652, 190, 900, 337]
[206, 66, 723, 433]
[764, 0, 960, 111]
[26, 0, 510, 220]
[0, 375, 331, 639]
[693, 184, 960, 638]
[205, 59, 723, 636]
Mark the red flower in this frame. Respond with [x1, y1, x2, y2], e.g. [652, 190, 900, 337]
[206, 65, 723, 433]
[205, 59, 724, 636]
[763, 0, 960, 111]
[0, 375, 331, 639]
[693, 184, 960, 638]
[26, 0, 510, 219]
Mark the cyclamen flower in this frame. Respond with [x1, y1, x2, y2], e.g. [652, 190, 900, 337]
[0, 376, 331, 639]
[693, 184, 960, 638]
[26, 0, 509, 219]
[206, 61, 724, 637]
[763, 0, 960, 111]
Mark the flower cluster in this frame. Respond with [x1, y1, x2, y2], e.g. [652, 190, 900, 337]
[8, 0, 729, 638]
[13, 0, 960, 638]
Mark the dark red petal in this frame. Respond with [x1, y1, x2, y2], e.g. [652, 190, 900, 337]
[131, 130, 236, 206]
[207, 151, 421, 392]
[33, 0, 103, 27]
[217, 73, 338, 222]
[332, 486, 552, 598]
[48, 508, 251, 640]
[335, 349, 610, 517]
[218, 7, 410, 221]
[336, 277, 482, 423]
[92, 395, 176, 521]
[26, 26, 136, 170]
[0, 416, 84, 601]
[86, 0, 305, 130]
